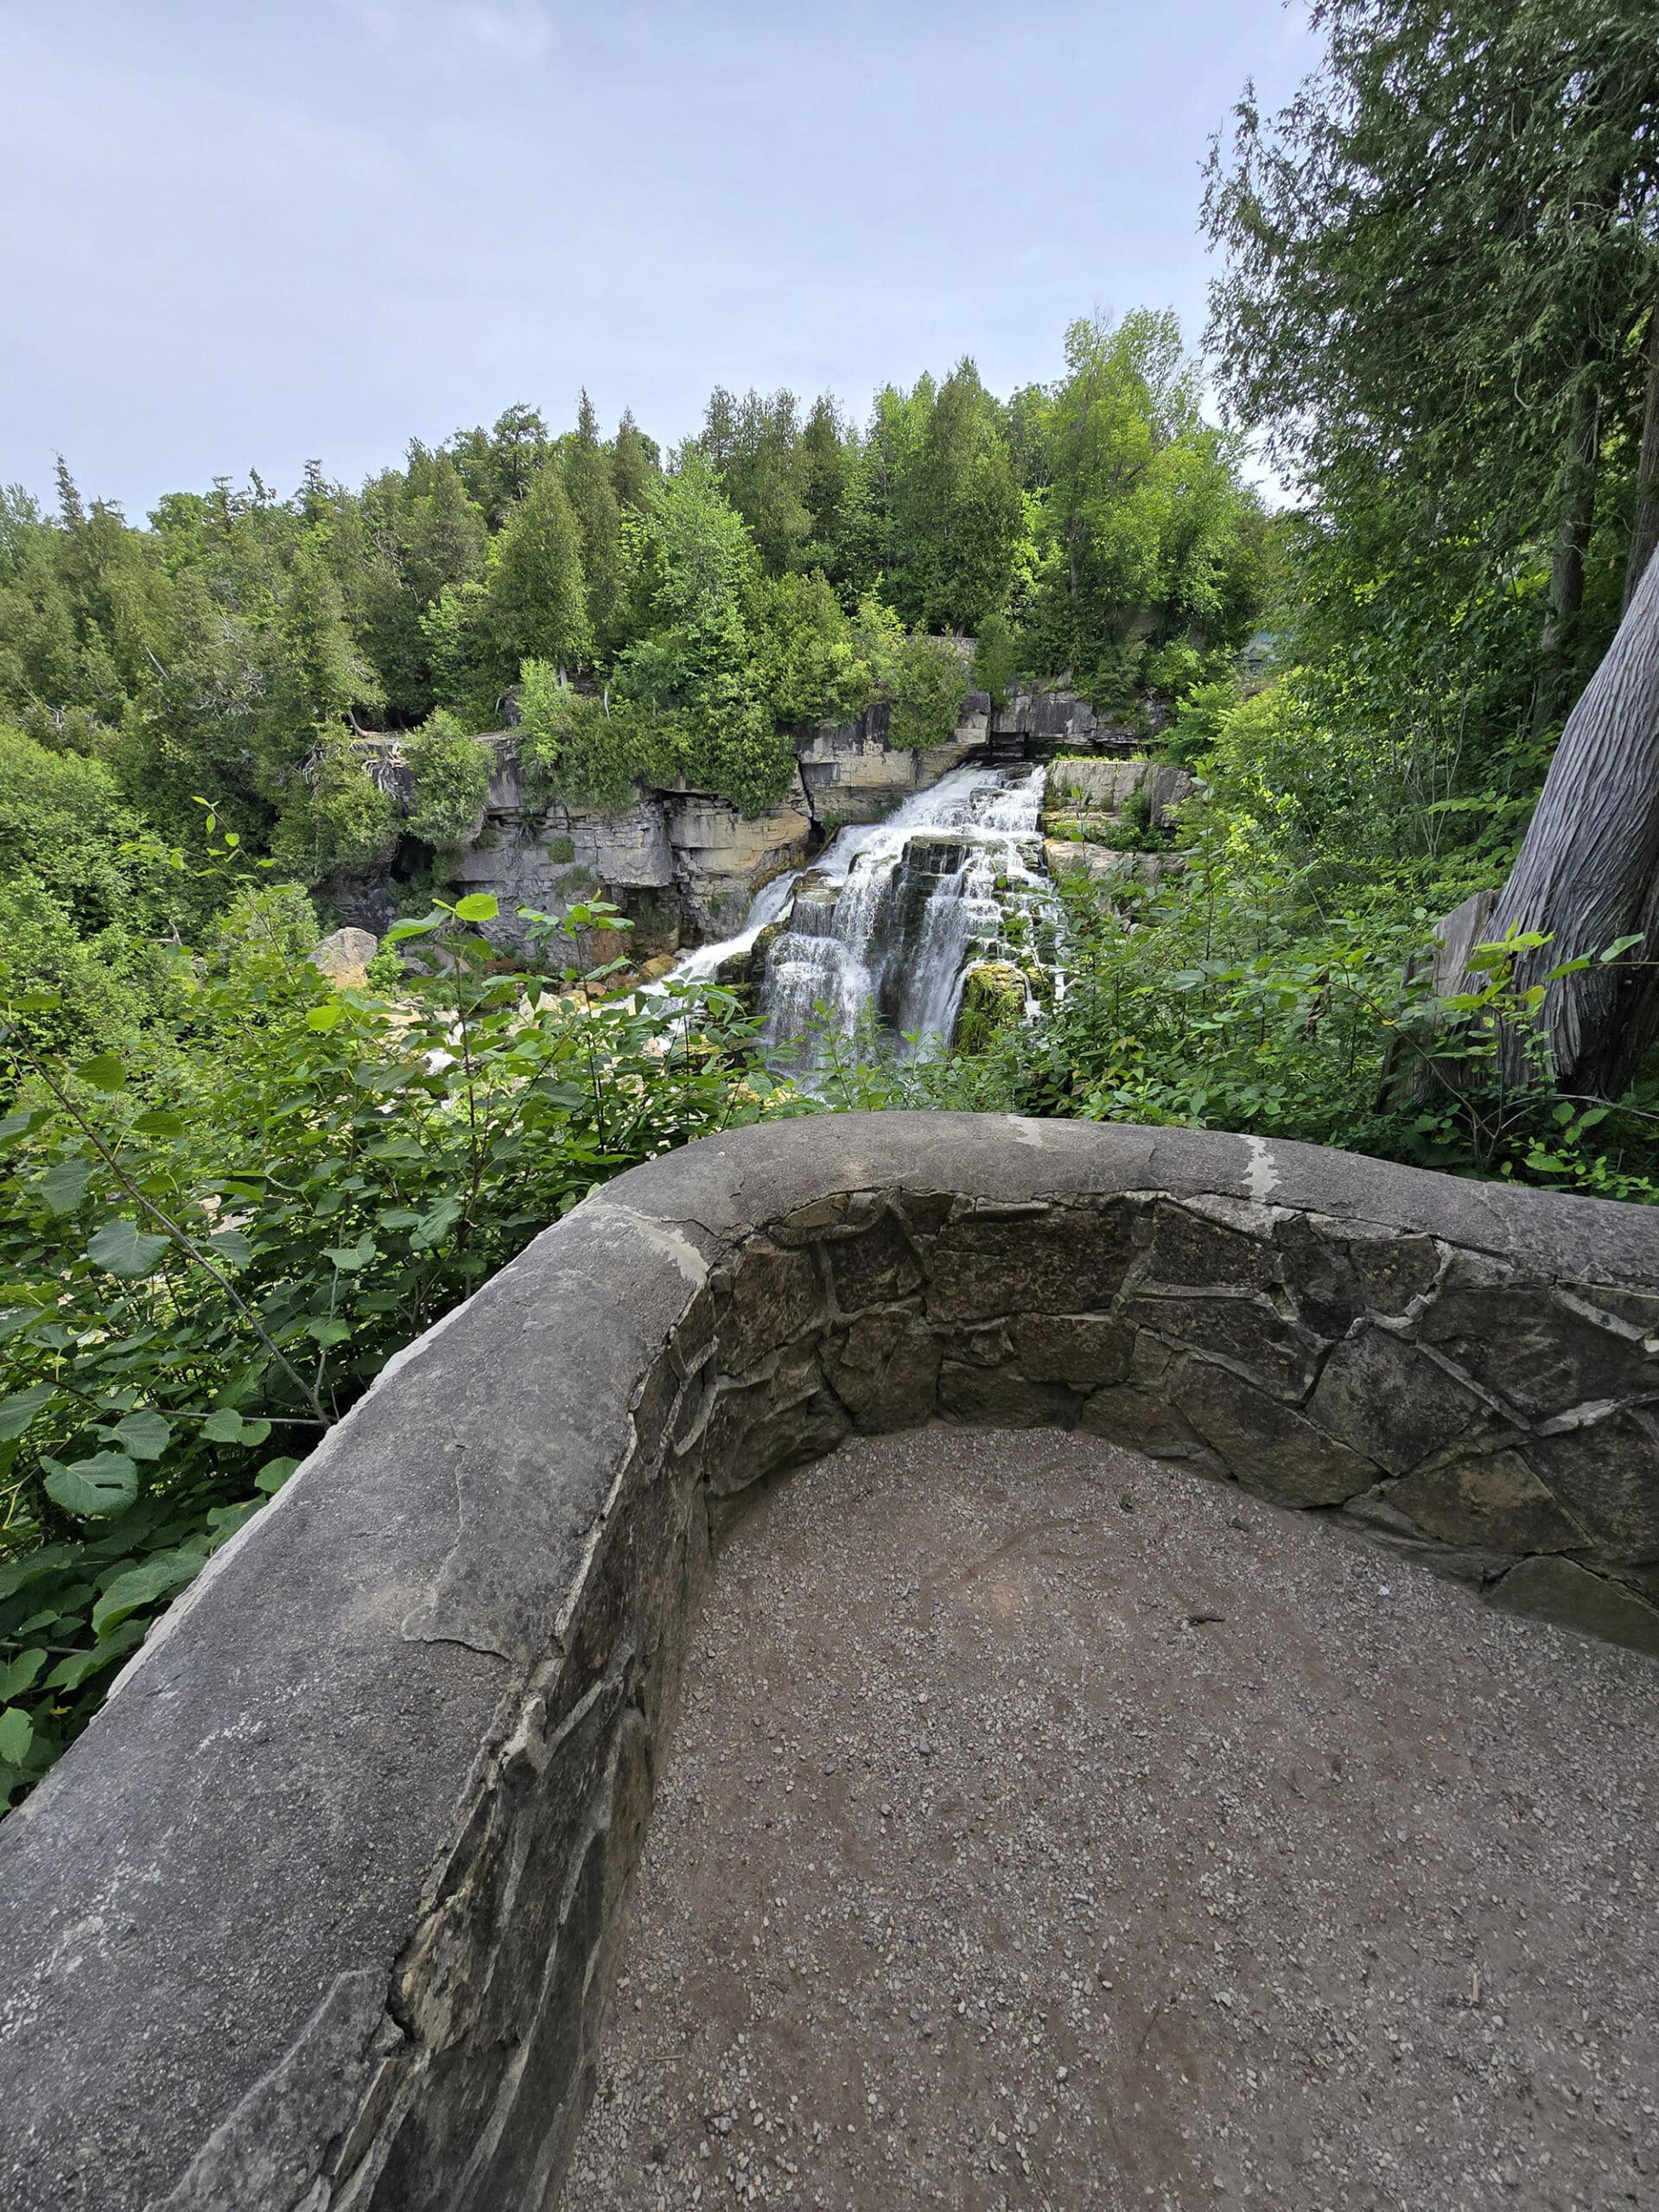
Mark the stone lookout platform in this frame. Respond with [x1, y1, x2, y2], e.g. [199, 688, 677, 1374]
[0, 1116, 1656, 2210]
[572, 1427, 1654, 2210]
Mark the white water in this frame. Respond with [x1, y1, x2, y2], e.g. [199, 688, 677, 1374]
[665, 763, 1049, 1062]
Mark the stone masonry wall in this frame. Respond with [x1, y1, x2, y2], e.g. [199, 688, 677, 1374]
[1, 1117, 1656, 2212]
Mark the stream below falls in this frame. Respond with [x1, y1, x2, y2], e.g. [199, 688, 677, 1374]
[670, 763, 1051, 1066]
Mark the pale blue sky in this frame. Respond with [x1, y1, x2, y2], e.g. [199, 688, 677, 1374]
[1, 1, 1320, 517]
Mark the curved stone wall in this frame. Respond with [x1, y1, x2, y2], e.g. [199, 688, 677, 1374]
[2, 1116, 1656, 2212]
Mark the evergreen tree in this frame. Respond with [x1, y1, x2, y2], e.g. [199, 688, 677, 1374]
[486, 461, 592, 677]
[892, 360, 1024, 633]
[561, 391, 630, 654]
[611, 410, 660, 512]
[1204, 0, 1659, 728]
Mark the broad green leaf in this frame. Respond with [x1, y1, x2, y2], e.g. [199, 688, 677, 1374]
[92, 1549, 204, 1637]
[201, 1408, 251, 1443]
[86, 1219, 171, 1279]
[386, 913, 444, 942]
[207, 1229, 253, 1265]
[304, 1318, 352, 1346]
[306, 1001, 343, 1032]
[73, 1053, 129, 1092]
[37, 1158, 92, 1214]
[10, 989, 62, 1013]
[0, 1109, 36, 1143]
[410, 1194, 464, 1252]
[256, 1456, 302, 1494]
[0, 1382, 55, 1441]
[323, 1235, 377, 1271]
[131, 1109, 187, 1136]
[0, 1546, 74, 1603]
[112, 1408, 173, 1461]
[453, 892, 499, 922]
[45, 1624, 146, 1693]
[43, 1452, 139, 1518]
[0, 1649, 47, 1701]
[0, 1707, 33, 1766]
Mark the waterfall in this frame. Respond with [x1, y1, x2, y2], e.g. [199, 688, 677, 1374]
[668, 764, 1049, 1064]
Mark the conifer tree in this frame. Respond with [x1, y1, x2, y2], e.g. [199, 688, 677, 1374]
[486, 461, 592, 676]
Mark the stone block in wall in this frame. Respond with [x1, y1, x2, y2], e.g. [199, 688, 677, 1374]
[1306, 1324, 1485, 1474]
[1518, 1413, 1659, 1564]
[1012, 1313, 1134, 1389]
[1141, 1199, 1280, 1292]
[938, 1360, 1085, 1428]
[702, 1346, 849, 1498]
[714, 1240, 823, 1376]
[823, 1209, 925, 1311]
[1414, 1255, 1659, 1419]
[1487, 1555, 1659, 1656]
[822, 1309, 940, 1431]
[1173, 1359, 1378, 1505]
[1387, 1448, 1587, 1554]
[1273, 1215, 1442, 1333]
[926, 1200, 1138, 1322]
[1120, 1289, 1323, 1400]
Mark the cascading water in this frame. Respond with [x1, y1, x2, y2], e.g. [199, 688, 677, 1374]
[667, 764, 1051, 1065]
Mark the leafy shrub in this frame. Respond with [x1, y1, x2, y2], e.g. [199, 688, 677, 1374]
[970, 611, 1020, 709]
[404, 709, 493, 845]
[517, 662, 681, 813]
[267, 738, 400, 883]
[0, 887, 797, 1808]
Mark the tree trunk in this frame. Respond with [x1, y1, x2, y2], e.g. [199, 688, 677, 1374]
[1625, 301, 1659, 611]
[1480, 536, 1659, 1095]
[1534, 381, 1601, 731]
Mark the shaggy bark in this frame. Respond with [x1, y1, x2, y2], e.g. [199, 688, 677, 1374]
[1482, 537, 1659, 1095]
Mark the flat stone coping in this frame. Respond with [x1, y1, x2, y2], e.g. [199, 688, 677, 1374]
[0, 1115, 1656, 2211]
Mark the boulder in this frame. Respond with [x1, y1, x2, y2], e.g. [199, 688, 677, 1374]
[308, 927, 378, 988]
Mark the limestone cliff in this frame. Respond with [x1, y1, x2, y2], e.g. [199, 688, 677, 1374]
[338, 682, 1134, 957]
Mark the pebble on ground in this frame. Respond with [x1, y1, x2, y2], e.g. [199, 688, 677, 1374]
[564, 1425, 1657, 2211]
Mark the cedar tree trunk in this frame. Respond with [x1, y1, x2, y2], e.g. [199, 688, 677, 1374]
[1482, 534, 1659, 1095]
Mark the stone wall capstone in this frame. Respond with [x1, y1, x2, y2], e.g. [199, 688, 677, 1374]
[1, 1116, 1656, 2212]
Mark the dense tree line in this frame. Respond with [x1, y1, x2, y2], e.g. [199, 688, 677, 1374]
[0, 326, 1268, 920]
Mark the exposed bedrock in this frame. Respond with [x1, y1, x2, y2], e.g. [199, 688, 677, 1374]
[3, 1117, 1656, 2212]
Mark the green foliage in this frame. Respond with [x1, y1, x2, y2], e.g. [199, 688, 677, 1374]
[0, 886, 796, 1808]
[418, 580, 498, 728]
[1020, 313, 1266, 702]
[486, 463, 592, 678]
[971, 610, 1020, 709]
[517, 664, 679, 813]
[0, 725, 162, 933]
[404, 710, 493, 846]
[752, 570, 877, 730]
[613, 453, 794, 812]
[883, 629, 970, 749]
[1203, 0, 1659, 757]
[267, 739, 399, 886]
[561, 392, 632, 652]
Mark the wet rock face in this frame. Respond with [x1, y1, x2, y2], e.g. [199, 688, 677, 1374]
[4, 1118, 1657, 2212]
[796, 703, 989, 824]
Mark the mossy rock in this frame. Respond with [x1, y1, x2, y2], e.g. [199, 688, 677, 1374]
[956, 960, 1027, 1053]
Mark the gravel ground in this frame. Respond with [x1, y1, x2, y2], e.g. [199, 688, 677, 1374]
[564, 1426, 1657, 2212]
